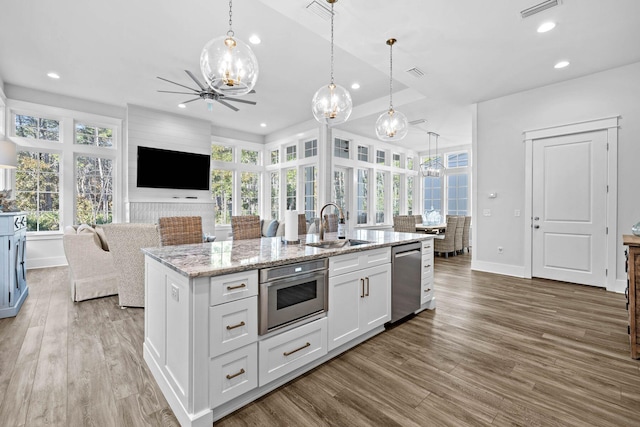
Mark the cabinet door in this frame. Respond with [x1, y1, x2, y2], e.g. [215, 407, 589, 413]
[328, 269, 364, 351]
[361, 264, 391, 332]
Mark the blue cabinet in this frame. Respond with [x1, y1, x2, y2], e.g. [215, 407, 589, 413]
[0, 212, 28, 318]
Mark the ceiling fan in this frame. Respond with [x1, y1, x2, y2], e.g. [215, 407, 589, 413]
[157, 70, 257, 112]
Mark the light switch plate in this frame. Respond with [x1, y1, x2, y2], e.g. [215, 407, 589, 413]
[514, 209, 521, 217]
[483, 209, 491, 216]
[171, 284, 179, 302]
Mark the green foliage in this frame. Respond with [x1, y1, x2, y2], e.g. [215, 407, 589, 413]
[212, 145, 233, 162]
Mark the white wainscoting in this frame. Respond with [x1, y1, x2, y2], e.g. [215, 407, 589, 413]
[128, 200, 216, 236]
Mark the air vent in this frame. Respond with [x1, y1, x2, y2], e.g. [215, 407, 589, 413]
[520, 0, 560, 19]
[405, 67, 425, 78]
[306, 1, 333, 21]
[409, 119, 427, 126]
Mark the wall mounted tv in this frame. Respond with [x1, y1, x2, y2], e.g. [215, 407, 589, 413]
[136, 146, 210, 191]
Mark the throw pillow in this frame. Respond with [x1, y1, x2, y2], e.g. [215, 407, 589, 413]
[265, 220, 279, 237]
[94, 225, 110, 251]
[77, 224, 102, 249]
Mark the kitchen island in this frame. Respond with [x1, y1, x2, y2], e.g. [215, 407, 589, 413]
[142, 230, 434, 426]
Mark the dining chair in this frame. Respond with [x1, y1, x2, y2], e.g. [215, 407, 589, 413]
[462, 216, 471, 253]
[298, 213, 308, 235]
[158, 216, 203, 246]
[231, 215, 262, 240]
[393, 215, 417, 233]
[454, 216, 464, 254]
[434, 216, 458, 258]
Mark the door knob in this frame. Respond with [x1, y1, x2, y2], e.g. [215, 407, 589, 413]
[534, 217, 539, 221]
[534, 225, 540, 229]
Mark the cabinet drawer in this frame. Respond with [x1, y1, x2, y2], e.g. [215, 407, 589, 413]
[210, 297, 258, 357]
[421, 239, 434, 255]
[210, 270, 258, 306]
[421, 280, 435, 305]
[259, 317, 327, 386]
[422, 257, 433, 279]
[329, 247, 390, 277]
[210, 343, 258, 407]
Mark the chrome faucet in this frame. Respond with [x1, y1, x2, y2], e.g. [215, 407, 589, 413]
[318, 202, 345, 241]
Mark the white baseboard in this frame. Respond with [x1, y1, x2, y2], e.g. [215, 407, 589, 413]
[471, 260, 526, 278]
[609, 278, 626, 294]
[27, 256, 67, 270]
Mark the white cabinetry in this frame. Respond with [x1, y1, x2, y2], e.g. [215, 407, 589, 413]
[0, 212, 28, 319]
[419, 239, 436, 310]
[328, 248, 391, 351]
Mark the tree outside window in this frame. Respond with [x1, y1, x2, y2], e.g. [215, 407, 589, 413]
[211, 170, 232, 224]
[15, 151, 60, 231]
[75, 156, 113, 224]
[407, 176, 414, 215]
[376, 172, 386, 223]
[270, 171, 279, 220]
[15, 115, 59, 141]
[75, 123, 113, 147]
[303, 166, 317, 221]
[240, 172, 259, 215]
[356, 169, 368, 224]
[392, 173, 400, 217]
[241, 149, 259, 164]
[286, 168, 296, 209]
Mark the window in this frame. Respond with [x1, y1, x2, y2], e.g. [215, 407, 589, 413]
[334, 138, 349, 159]
[392, 173, 400, 217]
[286, 168, 296, 209]
[447, 174, 468, 216]
[15, 114, 59, 141]
[423, 176, 442, 214]
[407, 176, 414, 215]
[304, 139, 317, 158]
[271, 149, 280, 165]
[240, 172, 259, 215]
[211, 170, 233, 224]
[407, 157, 414, 170]
[303, 166, 317, 221]
[393, 153, 401, 168]
[448, 152, 469, 168]
[75, 156, 113, 224]
[376, 150, 386, 165]
[357, 145, 369, 162]
[75, 123, 113, 147]
[333, 169, 346, 213]
[15, 151, 60, 231]
[270, 171, 280, 220]
[286, 145, 297, 161]
[376, 172, 386, 223]
[356, 169, 368, 225]
[241, 149, 259, 165]
[212, 144, 233, 162]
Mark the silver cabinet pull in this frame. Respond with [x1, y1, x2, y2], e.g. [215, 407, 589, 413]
[360, 278, 365, 298]
[226, 321, 246, 330]
[283, 342, 310, 356]
[365, 277, 370, 297]
[226, 368, 245, 380]
[227, 283, 247, 290]
[424, 288, 431, 292]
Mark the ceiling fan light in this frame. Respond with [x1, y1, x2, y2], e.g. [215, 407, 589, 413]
[312, 83, 352, 125]
[375, 108, 408, 141]
[201, 35, 259, 96]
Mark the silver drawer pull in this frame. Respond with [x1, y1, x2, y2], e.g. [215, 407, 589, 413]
[424, 264, 432, 268]
[283, 342, 310, 356]
[226, 321, 246, 330]
[227, 283, 247, 290]
[424, 288, 431, 292]
[226, 368, 245, 380]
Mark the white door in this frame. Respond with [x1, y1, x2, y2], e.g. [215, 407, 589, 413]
[532, 130, 608, 286]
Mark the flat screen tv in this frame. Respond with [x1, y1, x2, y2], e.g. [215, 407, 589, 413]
[136, 146, 210, 191]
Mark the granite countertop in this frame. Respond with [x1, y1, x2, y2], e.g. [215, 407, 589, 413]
[142, 229, 434, 278]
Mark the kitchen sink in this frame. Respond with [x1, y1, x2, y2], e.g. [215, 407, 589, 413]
[306, 239, 372, 249]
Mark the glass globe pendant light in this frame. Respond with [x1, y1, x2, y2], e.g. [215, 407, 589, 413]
[375, 38, 408, 141]
[420, 132, 445, 177]
[200, 0, 258, 96]
[311, 0, 352, 125]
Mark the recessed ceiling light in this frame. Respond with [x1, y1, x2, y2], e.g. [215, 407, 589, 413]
[47, 72, 60, 79]
[537, 22, 556, 33]
[260, 123, 267, 128]
[351, 83, 360, 90]
[178, 103, 186, 109]
[554, 60, 570, 69]
[249, 35, 261, 45]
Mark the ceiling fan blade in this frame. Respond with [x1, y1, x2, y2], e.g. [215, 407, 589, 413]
[181, 98, 202, 104]
[184, 70, 207, 91]
[157, 76, 200, 92]
[248, 90, 256, 94]
[223, 97, 257, 105]
[217, 100, 240, 112]
[158, 90, 198, 95]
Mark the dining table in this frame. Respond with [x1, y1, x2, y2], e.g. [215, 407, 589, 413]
[415, 223, 447, 234]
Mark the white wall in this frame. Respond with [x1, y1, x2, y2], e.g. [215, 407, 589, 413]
[473, 61, 640, 288]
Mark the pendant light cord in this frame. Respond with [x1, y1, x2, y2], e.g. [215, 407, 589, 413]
[227, 0, 234, 37]
[389, 41, 393, 109]
[330, 2, 335, 85]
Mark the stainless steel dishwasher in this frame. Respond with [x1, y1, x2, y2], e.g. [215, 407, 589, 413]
[390, 242, 422, 323]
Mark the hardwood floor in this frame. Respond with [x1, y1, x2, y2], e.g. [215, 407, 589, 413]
[1, 253, 639, 426]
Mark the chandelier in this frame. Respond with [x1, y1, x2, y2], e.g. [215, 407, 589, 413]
[375, 38, 408, 141]
[420, 132, 445, 177]
[311, 0, 352, 125]
[200, 0, 259, 96]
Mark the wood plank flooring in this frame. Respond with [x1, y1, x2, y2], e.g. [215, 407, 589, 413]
[1, 253, 639, 426]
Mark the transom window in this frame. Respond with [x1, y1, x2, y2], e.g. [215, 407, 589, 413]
[271, 149, 280, 165]
[393, 153, 401, 168]
[357, 145, 369, 162]
[304, 139, 318, 158]
[241, 149, 259, 165]
[407, 157, 414, 170]
[286, 145, 297, 161]
[334, 138, 349, 159]
[15, 114, 59, 142]
[448, 152, 469, 168]
[376, 150, 386, 165]
[75, 123, 113, 147]
[212, 144, 233, 162]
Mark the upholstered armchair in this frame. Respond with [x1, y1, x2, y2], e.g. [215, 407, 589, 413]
[102, 223, 160, 308]
[63, 225, 119, 302]
[434, 216, 459, 258]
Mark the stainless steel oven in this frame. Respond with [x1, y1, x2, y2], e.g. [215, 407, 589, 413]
[259, 259, 328, 335]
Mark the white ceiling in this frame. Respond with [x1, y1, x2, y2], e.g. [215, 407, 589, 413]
[1, 0, 639, 151]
